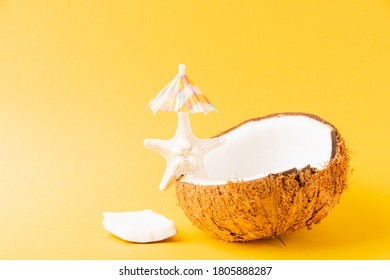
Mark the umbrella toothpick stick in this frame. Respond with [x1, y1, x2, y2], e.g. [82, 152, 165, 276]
[144, 64, 225, 191]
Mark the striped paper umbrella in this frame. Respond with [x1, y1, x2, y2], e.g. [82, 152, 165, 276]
[147, 64, 217, 114]
[144, 64, 223, 191]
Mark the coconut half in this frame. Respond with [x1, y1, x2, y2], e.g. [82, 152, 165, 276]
[175, 113, 349, 242]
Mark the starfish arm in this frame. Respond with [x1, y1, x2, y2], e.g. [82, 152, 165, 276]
[143, 138, 174, 158]
[159, 159, 182, 191]
[194, 136, 226, 154]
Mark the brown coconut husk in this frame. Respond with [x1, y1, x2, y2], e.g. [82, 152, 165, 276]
[174, 113, 350, 242]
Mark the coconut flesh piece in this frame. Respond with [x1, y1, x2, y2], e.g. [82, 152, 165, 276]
[102, 210, 177, 243]
[174, 113, 349, 242]
[183, 114, 335, 185]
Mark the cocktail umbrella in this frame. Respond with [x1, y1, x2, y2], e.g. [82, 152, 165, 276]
[144, 64, 225, 191]
[147, 64, 216, 114]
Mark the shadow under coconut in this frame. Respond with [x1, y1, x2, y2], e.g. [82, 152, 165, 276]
[265, 185, 390, 258]
[105, 232, 182, 245]
[297, 186, 390, 249]
[195, 186, 390, 259]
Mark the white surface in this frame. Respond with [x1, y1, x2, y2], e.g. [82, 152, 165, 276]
[0, 260, 388, 280]
[186, 115, 333, 185]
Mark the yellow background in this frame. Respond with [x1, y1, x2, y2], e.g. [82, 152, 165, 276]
[1, 0, 389, 259]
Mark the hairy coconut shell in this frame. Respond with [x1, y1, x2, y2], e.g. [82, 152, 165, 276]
[175, 113, 350, 242]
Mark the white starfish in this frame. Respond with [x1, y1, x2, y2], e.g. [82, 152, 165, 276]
[144, 112, 225, 191]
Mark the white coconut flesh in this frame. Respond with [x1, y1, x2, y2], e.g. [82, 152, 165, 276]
[102, 210, 177, 243]
[183, 115, 335, 186]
